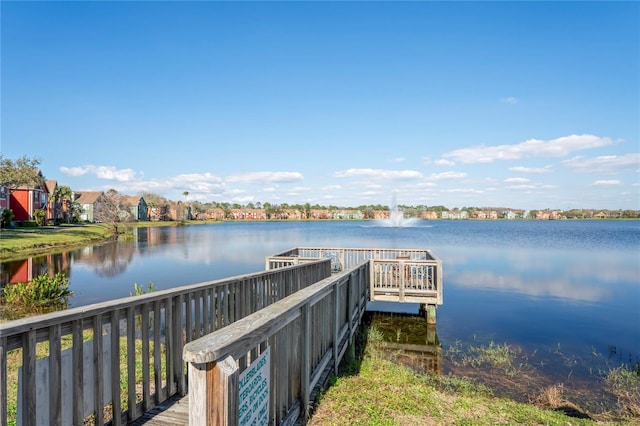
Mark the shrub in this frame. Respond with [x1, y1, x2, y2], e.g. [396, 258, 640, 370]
[33, 209, 45, 226]
[2, 272, 73, 308]
[1, 208, 14, 228]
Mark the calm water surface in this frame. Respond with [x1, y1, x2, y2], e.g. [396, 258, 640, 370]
[2, 220, 639, 409]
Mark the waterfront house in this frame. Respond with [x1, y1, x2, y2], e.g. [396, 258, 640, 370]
[231, 208, 267, 220]
[8, 172, 48, 222]
[148, 204, 169, 221]
[123, 195, 148, 221]
[75, 191, 105, 223]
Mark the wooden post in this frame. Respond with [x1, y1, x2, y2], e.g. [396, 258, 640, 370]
[426, 304, 437, 325]
[301, 303, 311, 421]
[188, 356, 239, 425]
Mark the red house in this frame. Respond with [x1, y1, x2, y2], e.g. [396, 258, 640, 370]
[9, 172, 48, 222]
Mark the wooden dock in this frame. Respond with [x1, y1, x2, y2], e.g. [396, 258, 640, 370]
[130, 395, 189, 425]
[0, 247, 442, 426]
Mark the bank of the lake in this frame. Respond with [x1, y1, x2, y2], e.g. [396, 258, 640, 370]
[0, 224, 116, 262]
[308, 325, 637, 426]
[0, 220, 222, 262]
[2, 218, 632, 263]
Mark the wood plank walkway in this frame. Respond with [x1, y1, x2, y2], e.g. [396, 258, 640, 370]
[130, 395, 189, 425]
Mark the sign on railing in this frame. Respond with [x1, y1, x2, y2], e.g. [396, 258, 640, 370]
[238, 347, 270, 426]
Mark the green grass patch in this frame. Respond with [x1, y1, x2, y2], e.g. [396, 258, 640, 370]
[4, 328, 167, 426]
[0, 224, 114, 261]
[308, 326, 635, 425]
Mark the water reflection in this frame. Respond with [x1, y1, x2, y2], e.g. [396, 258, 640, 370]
[0, 251, 71, 286]
[440, 245, 639, 303]
[366, 311, 442, 376]
[72, 241, 136, 277]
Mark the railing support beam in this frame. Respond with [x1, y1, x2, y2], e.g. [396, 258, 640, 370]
[188, 356, 239, 425]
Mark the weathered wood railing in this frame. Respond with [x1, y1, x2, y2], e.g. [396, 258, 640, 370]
[0, 260, 331, 426]
[266, 247, 437, 273]
[267, 247, 443, 321]
[183, 262, 370, 425]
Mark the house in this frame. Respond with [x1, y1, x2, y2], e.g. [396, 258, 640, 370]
[44, 180, 63, 224]
[230, 208, 267, 220]
[123, 196, 148, 221]
[332, 209, 363, 220]
[310, 209, 332, 219]
[441, 210, 468, 220]
[75, 191, 105, 223]
[420, 210, 439, 220]
[536, 210, 562, 220]
[8, 172, 48, 222]
[148, 204, 169, 221]
[0, 185, 9, 212]
[504, 210, 518, 220]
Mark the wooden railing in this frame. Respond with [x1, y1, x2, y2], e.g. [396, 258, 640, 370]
[370, 257, 442, 305]
[183, 262, 370, 425]
[267, 247, 443, 306]
[0, 260, 331, 426]
[266, 247, 437, 273]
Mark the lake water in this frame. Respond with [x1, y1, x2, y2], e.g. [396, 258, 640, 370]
[2, 219, 639, 412]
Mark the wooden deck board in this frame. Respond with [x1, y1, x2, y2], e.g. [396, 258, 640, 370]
[130, 394, 189, 425]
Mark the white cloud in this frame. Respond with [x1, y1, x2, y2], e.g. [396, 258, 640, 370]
[443, 134, 612, 164]
[416, 182, 437, 188]
[507, 184, 537, 190]
[442, 188, 484, 194]
[563, 153, 640, 174]
[508, 166, 553, 173]
[232, 195, 254, 203]
[500, 96, 518, 105]
[434, 159, 456, 166]
[59, 166, 88, 177]
[334, 168, 423, 180]
[226, 171, 303, 184]
[428, 171, 467, 180]
[591, 180, 622, 186]
[288, 186, 311, 193]
[389, 157, 405, 163]
[322, 184, 342, 191]
[504, 177, 530, 183]
[60, 165, 138, 181]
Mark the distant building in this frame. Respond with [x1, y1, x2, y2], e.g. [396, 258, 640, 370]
[9, 171, 48, 222]
[75, 191, 106, 222]
[123, 195, 148, 221]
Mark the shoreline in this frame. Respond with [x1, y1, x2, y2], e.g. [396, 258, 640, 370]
[1, 218, 636, 263]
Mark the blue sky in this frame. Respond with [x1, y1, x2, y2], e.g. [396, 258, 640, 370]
[2, 1, 638, 210]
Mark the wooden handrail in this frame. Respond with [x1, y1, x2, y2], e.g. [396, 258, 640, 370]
[183, 262, 370, 425]
[0, 259, 331, 426]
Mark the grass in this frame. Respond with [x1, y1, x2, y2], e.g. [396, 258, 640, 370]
[4, 327, 167, 425]
[0, 220, 222, 262]
[307, 326, 640, 425]
[0, 224, 114, 261]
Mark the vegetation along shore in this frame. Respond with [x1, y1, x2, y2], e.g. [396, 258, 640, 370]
[307, 323, 640, 425]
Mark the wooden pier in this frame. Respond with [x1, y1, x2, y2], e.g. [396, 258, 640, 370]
[0, 247, 442, 426]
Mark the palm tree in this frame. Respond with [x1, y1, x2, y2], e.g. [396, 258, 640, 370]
[182, 191, 190, 220]
[54, 185, 73, 223]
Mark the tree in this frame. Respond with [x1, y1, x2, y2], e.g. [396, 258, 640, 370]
[182, 191, 191, 220]
[0, 155, 43, 191]
[94, 189, 131, 233]
[54, 185, 73, 223]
